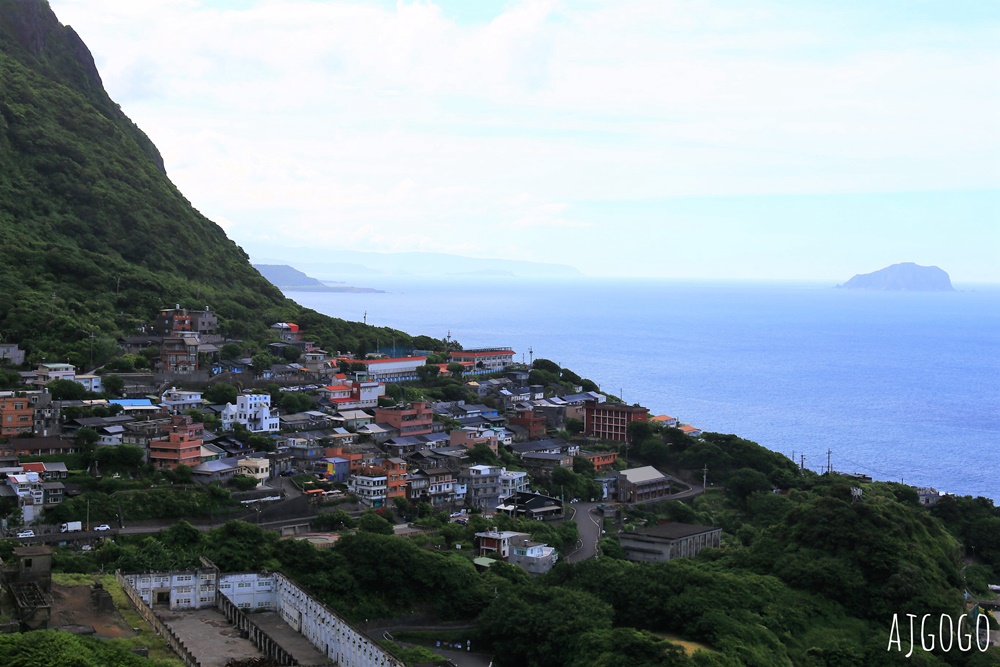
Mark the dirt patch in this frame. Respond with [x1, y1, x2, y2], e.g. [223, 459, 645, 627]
[50, 581, 137, 639]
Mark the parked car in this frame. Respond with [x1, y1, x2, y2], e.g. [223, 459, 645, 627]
[450, 510, 467, 518]
[16, 530, 34, 539]
[94, 524, 111, 531]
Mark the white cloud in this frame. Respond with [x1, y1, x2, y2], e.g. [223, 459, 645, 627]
[48, 0, 1000, 278]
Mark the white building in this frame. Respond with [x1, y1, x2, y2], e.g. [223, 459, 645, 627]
[74, 374, 102, 393]
[349, 473, 388, 507]
[7, 472, 43, 523]
[161, 387, 206, 414]
[350, 356, 427, 383]
[36, 363, 76, 385]
[237, 457, 271, 488]
[221, 394, 280, 433]
[499, 468, 530, 499]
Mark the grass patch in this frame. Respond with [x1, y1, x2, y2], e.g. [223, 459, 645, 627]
[51, 572, 100, 586]
[655, 632, 715, 656]
[97, 575, 185, 666]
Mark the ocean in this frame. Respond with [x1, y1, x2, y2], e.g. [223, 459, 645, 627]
[285, 278, 1000, 501]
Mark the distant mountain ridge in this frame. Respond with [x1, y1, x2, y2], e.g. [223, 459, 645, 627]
[254, 249, 583, 280]
[253, 264, 383, 293]
[837, 263, 954, 291]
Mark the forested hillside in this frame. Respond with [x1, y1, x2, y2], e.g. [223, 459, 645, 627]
[0, 0, 417, 366]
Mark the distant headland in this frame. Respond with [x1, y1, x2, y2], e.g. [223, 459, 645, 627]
[253, 264, 384, 293]
[837, 262, 955, 291]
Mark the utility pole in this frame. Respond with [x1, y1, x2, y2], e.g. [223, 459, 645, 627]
[827, 448, 832, 474]
[363, 310, 367, 325]
[528, 347, 533, 365]
[702, 464, 708, 489]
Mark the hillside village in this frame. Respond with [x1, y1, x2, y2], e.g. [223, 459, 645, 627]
[0, 305, 724, 570]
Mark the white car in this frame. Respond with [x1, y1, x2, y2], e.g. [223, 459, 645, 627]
[16, 530, 34, 539]
[94, 524, 111, 531]
[450, 511, 466, 518]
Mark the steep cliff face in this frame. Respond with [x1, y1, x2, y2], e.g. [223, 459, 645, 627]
[837, 263, 955, 291]
[0, 0, 412, 365]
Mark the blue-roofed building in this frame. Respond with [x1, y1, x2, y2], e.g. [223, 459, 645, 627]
[110, 399, 163, 417]
[323, 457, 350, 483]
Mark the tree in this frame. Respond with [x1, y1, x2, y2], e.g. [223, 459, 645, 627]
[203, 382, 238, 406]
[724, 468, 773, 506]
[102, 374, 124, 397]
[358, 511, 394, 535]
[282, 345, 301, 363]
[565, 417, 584, 435]
[229, 474, 259, 491]
[467, 443, 500, 465]
[532, 358, 561, 374]
[220, 342, 243, 360]
[47, 378, 86, 400]
[251, 352, 274, 373]
[173, 465, 194, 484]
[312, 510, 355, 531]
[417, 364, 440, 381]
[572, 456, 595, 476]
[446, 362, 465, 376]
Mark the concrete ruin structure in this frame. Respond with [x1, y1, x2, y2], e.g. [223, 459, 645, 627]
[118, 557, 405, 667]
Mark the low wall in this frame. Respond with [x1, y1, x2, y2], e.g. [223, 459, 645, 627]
[115, 571, 202, 667]
[217, 592, 297, 666]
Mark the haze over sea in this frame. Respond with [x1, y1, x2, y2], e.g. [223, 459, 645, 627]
[287, 278, 1000, 501]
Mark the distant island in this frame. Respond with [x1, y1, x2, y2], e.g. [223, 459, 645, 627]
[837, 262, 955, 291]
[253, 264, 384, 293]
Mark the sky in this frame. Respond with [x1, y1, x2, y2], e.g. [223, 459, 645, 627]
[49, 0, 1000, 282]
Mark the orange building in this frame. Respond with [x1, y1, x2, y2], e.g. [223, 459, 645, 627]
[356, 457, 408, 502]
[0, 395, 34, 437]
[374, 401, 433, 437]
[148, 415, 203, 470]
[581, 449, 619, 471]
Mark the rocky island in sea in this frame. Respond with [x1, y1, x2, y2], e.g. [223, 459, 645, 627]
[836, 262, 955, 291]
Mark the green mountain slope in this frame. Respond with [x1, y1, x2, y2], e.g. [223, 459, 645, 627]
[0, 0, 418, 365]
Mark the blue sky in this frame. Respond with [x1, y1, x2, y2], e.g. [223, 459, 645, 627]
[49, 0, 999, 282]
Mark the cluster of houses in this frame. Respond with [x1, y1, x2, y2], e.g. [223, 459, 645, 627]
[0, 326, 713, 519]
[0, 313, 742, 572]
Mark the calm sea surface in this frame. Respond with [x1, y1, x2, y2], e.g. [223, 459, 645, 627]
[286, 278, 1000, 500]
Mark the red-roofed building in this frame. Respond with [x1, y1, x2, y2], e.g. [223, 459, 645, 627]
[449, 348, 515, 374]
[679, 424, 703, 438]
[318, 380, 385, 410]
[651, 415, 678, 428]
[271, 322, 301, 342]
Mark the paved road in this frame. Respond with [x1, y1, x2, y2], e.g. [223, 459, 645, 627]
[563, 481, 705, 563]
[564, 502, 603, 563]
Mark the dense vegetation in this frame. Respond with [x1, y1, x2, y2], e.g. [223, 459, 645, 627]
[0, 0, 430, 366]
